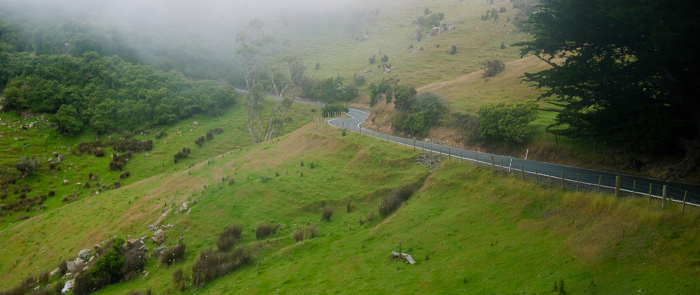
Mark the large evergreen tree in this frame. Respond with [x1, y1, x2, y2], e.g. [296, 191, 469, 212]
[517, 0, 700, 179]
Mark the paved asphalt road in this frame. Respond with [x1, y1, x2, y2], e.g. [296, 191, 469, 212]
[232, 88, 700, 205]
[324, 108, 700, 206]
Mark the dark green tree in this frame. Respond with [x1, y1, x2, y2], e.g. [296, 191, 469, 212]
[516, 0, 700, 178]
[52, 104, 84, 135]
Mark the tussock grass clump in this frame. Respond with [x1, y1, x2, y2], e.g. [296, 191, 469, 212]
[174, 147, 191, 163]
[173, 268, 187, 291]
[346, 200, 353, 213]
[192, 247, 251, 288]
[256, 222, 281, 240]
[1, 275, 37, 295]
[217, 225, 243, 252]
[379, 185, 417, 217]
[292, 224, 319, 242]
[159, 243, 187, 266]
[322, 205, 333, 221]
[112, 139, 153, 153]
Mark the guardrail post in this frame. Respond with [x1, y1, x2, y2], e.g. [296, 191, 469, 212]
[548, 170, 552, 188]
[614, 176, 621, 198]
[413, 139, 416, 150]
[521, 165, 525, 181]
[682, 191, 688, 214]
[476, 154, 479, 167]
[491, 156, 495, 170]
[460, 151, 463, 164]
[448, 148, 451, 161]
[501, 159, 504, 172]
[561, 171, 565, 190]
[648, 183, 653, 204]
[632, 180, 636, 198]
[597, 176, 602, 193]
[535, 168, 539, 185]
[662, 185, 667, 209]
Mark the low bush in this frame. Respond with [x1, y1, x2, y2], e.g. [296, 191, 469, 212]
[217, 225, 243, 252]
[173, 268, 186, 291]
[112, 139, 153, 153]
[93, 147, 105, 157]
[109, 152, 133, 171]
[159, 243, 187, 266]
[256, 222, 280, 240]
[483, 59, 505, 78]
[192, 247, 251, 288]
[292, 229, 304, 242]
[322, 205, 333, 222]
[195, 136, 205, 147]
[174, 147, 191, 163]
[347, 200, 353, 213]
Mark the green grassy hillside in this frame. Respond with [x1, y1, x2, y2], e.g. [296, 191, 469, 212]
[0, 98, 317, 229]
[2, 120, 699, 294]
[298, 0, 527, 91]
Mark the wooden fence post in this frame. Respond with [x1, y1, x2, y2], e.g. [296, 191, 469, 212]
[460, 151, 463, 164]
[535, 168, 539, 185]
[615, 176, 621, 198]
[662, 185, 667, 209]
[476, 154, 479, 167]
[413, 139, 415, 150]
[648, 183, 653, 204]
[501, 159, 504, 172]
[682, 191, 688, 214]
[576, 173, 580, 192]
[597, 176, 602, 193]
[491, 156, 495, 170]
[548, 170, 552, 188]
[561, 171, 565, 190]
[632, 180, 636, 198]
[448, 148, 451, 161]
[521, 165, 525, 181]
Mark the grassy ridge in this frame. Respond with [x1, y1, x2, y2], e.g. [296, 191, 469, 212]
[2, 119, 699, 294]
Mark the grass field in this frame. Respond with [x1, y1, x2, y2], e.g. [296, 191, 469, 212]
[0, 97, 319, 229]
[2, 119, 699, 294]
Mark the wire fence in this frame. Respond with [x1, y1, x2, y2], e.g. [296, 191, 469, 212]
[326, 115, 700, 209]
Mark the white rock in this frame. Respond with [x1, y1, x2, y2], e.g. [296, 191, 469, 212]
[61, 279, 74, 294]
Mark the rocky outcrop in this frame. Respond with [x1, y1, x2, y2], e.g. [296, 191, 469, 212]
[416, 153, 442, 168]
[152, 229, 165, 245]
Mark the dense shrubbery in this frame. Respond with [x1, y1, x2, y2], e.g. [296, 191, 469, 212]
[477, 102, 538, 143]
[321, 105, 349, 117]
[109, 152, 133, 171]
[73, 237, 147, 295]
[1, 52, 237, 135]
[299, 76, 359, 103]
[391, 92, 448, 135]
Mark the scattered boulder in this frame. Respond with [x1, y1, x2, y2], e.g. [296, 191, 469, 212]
[148, 208, 172, 231]
[128, 238, 144, 248]
[153, 246, 167, 257]
[50, 268, 61, 277]
[78, 249, 91, 260]
[66, 261, 77, 272]
[152, 229, 166, 245]
[63, 179, 69, 185]
[61, 279, 74, 294]
[179, 202, 188, 212]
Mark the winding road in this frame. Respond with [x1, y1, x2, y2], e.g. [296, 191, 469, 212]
[324, 107, 700, 206]
[233, 88, 700, 205]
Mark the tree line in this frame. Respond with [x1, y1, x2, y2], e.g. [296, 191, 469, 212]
[2, 51, 236, 134]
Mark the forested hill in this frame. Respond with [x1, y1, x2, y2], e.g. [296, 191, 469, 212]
[0, 11, 237, 135]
